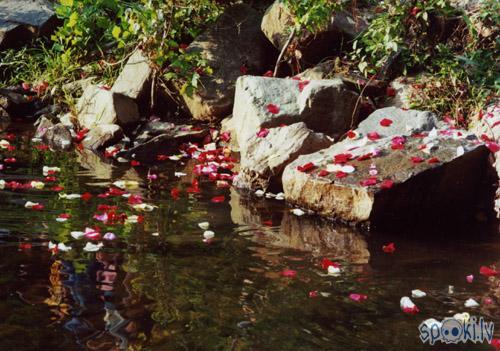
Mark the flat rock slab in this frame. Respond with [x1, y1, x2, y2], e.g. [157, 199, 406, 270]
[233, 122, 333, 191]
[179, 4, 275, 121]
[0, 0, 55, 50]
[230, 76, 359, 148]
[117, 126, 208, 163]
[283, 109, 494, 226]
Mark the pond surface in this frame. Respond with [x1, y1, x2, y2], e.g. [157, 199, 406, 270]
[0, 123, 498, 351]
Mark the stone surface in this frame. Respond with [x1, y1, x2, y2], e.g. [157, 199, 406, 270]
[0, 87, 46, 118]
[231, 76, 359, 148]
[233, 122, 333, 191]
[0, 0, 56, 50]
[384, 77, 418, 109]
[356, 107, 438, 137]
[117, 125, 208, 163]
[469, 103, 500, 217]
[34, 115, 54, 139]
[42, 123, 72, 151]
[112, 50, 152, 100]
[82, 124, 123, 151]
[134, 120, 176, 144]
[283, 108, 494, 226]
[261, 1, 370, 64]
[76, 85, 140, 129]
[179, 4, 276, 121]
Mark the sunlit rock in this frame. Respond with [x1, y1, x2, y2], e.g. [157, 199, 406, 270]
[233, 122, 333, 191]
[283, 107, 494, 226]
[76, 85, 139, 129]
[231, 76, 359, 148]
[178, 4, 275, 121]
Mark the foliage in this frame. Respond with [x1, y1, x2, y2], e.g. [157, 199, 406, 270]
[283, 0, 344, 32]
[352, 0, 498, 125]
[52, 0, 227, 96]
[352, 0, 457, 76]
[0, 0, 229, 104]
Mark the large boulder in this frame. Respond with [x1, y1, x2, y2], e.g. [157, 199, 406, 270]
[261, 1, 371, 64]
[230, 76, 359, 148]
[282, 107, 495, 226]
[112, 50, 152, 101]
[469, 103, 500, 217]
[76, 85, 140, 129]
[178, 4, 276, 121]
[233, 122, 333, 191]
[81, 124, 123, 151]
[0, 0, 56, 50]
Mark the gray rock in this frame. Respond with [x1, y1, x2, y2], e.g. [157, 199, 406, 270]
[261, 1, 370, 64]
[231, 76, 359, 148]
[34, 115, 54, 139]
[233, 122, 333, 191]
[469, 103, 500, 217]
[134, 120, 176, 144]
[0, 0, 56, 50]
[356, 107, 438, 138]
[0, 106, 10, 131]
[81, 124, 123, 151]
[42, 123, 72, 151]
[112, 50, 152, 100]
[178, 4, 276, 121]
[76, 85, 140, 129]
[117, 125, 208, 163]
[282, 108, 493, 226]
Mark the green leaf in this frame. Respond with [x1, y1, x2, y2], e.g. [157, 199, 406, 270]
[112, 26, 121, 40]
[68, 12, 78, 27]
[60, 0, 73, 7]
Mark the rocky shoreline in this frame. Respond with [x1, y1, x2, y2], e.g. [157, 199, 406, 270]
[1, 0, 498, 228]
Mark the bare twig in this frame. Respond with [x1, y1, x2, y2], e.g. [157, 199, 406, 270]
[273, 28, 296, 77]
[349, 74, 377, 129]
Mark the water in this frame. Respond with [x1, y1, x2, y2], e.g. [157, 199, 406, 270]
[0, 123, 498, 351]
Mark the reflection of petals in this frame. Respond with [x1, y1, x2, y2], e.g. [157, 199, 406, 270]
[198, 222, 210, 230]
[103, 232, 116, 240]
[464, 298, 479, 308]
[83, 242, 103, 252]
[411, 289, 426, 298]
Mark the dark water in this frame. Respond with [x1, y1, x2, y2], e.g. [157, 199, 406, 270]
[0, 123, 498, 351]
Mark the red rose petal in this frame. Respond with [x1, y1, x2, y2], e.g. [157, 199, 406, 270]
[380, 179, 394, 189]
[211, 195, 225, 203]
[382, 242, 396, 253]
[367, 132, 380, 141]
[297, 162, 315, 172]
[380, 118, 393, 127]
[479, 265, 498, 277]
[280, 269, 297, 278]
[410, 156, 424, 164]
[266, 104, 280, 114]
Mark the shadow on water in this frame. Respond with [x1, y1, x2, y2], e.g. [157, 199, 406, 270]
[0, 123, 498, 351]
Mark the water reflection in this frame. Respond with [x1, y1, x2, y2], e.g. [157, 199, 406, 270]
[0, 125, 498, 350]
[230, 188, 370, 264]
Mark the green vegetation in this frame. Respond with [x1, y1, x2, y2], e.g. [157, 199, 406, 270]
[0, 0, 497, 125]
[352, 0, 499, 125]
[0, 0, 230, 103]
